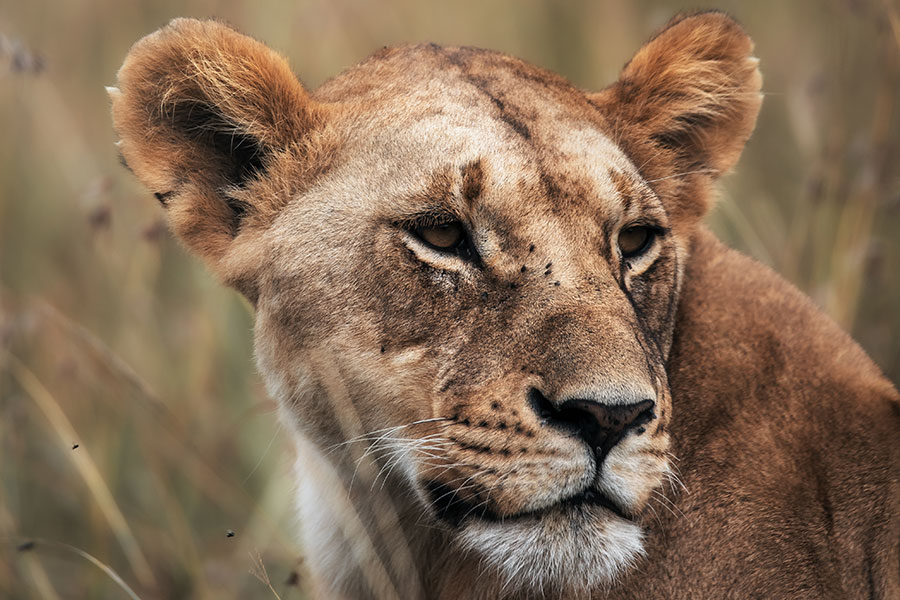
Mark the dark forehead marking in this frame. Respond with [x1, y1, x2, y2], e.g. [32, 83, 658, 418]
[537, 167, 596, 218]
[601, 218, 617, 264]
[472, 76, 532, 141]
[461, 159, 484, 203]
[608, 169, 638, 215]
[488, 94, 532, 140]
[444, 48, 532, 141]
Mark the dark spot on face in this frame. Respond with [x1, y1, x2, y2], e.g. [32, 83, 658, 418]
[491, 402, 500, 410]
[285, 572, 300, 587]
[540, 172, 562, 200]
[480, 292, 489, 301]
[520, 265, 527, 273]
[553, 281, 561, 286]
[636, 426, 646, 435]
[461, 418, 471, 426]
[509, 282, 517, 289]
[226, 530, 235, 538]
[498, 422, 507, 429]
[439, 377, 457, 393]
[529, 244, 536, 253]
[501, 449, 511, 456]
[17, 541, 35, 552]
[71, 443, 79, 450]
[461, 159, 484, 202]
[479, 420, 488, 428]
[154, 191, 174, 205]
[380, 345, 386, 353]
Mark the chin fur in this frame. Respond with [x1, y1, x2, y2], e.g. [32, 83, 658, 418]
[455, 504, 645, 596]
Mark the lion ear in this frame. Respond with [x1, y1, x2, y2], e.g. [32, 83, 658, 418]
[591, 11, 762, 224]
[110, 18, 327, 299]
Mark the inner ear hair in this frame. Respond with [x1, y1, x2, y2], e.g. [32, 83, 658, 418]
[590, 11, 763, 224]
[163, 98, 264, 227]
[110, 18, 325, 278]
[166, 98, 267, 188]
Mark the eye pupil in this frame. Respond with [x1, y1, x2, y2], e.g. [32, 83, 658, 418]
[419, 222, 464, 249]
[618, 226, 653, 258]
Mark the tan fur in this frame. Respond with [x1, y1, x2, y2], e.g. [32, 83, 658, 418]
[111, 12, 900, 599]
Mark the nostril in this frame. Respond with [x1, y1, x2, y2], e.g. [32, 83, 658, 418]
[563, 398, 655, 442]
[527, 387, 655, 454]
[528, 388, 557, 422]
[597, 400, 656, 433]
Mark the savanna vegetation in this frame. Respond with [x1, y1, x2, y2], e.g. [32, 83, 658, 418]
[1, 0, 898, 598]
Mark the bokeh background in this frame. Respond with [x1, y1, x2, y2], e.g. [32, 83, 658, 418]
[1, 0, 898, 598]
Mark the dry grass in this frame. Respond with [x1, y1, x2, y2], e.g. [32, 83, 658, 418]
[1, 0, 897, 598]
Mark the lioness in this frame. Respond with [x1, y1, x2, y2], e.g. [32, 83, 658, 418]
[110, 11, 900, 599]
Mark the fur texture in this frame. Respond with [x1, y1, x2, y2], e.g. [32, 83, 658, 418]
[110, 13, 900, 599]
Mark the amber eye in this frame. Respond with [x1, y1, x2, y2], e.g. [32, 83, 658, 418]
[417, 221, 465, 250]
[618, 226, 655, 258]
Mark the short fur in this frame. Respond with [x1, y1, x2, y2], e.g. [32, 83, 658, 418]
[110, 13, 900, 599]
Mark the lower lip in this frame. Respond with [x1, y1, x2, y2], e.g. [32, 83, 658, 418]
[564, 489, 634, 521]
[427, 481, 634, 525]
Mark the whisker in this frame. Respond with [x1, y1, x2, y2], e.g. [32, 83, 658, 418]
[324, 417, 453, 453]
[644, 167, 718, 184]
[651, 489, 687, 521]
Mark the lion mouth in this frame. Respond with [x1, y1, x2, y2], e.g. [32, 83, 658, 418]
[426, 481, 635, 525]
[563, 489, 635, 521]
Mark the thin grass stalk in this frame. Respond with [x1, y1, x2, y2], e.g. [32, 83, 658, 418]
[7, 355, 156, 589]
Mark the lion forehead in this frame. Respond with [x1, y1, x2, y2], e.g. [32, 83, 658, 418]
[315, 44, 623, 157]
[293, 46, 647, 239]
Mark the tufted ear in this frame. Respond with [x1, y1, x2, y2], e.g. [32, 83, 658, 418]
[591, 11, 762, 226]
[109, 18, 330, 300]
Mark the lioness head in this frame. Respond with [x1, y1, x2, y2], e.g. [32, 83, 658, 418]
[111, 11, 761, 596]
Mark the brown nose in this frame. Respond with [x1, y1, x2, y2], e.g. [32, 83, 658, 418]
[529, 389, 655, 456]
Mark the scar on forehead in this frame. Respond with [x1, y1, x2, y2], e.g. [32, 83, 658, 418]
[461, 159, 484, 203]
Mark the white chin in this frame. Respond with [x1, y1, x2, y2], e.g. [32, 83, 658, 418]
[455, 504, 644, 594]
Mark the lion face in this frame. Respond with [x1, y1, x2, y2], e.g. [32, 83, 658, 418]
[249, 46, 682, 590]
[111, 13, 761, 596]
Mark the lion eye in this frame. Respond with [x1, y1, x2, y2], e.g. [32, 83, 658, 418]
[618, 226, 655, 258]
[417, 221, 465, 250]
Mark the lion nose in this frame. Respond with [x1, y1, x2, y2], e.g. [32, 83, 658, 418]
[529, 388, 656, 455]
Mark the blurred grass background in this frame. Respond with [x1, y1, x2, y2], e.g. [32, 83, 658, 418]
[0, 0, 897, 598]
